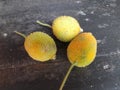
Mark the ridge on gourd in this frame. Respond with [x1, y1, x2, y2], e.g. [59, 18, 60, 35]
[37, 16, 83, 42]
[14, 31, 57, 62]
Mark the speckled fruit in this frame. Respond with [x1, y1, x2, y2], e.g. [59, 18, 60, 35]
[24, 32, 57, 62]
[67, 32, 97, 67]
[52, 16, 83, 42]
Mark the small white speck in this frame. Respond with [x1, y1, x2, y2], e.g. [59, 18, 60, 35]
[97, 40, 102, 44]
[106, 4, 109, 7]
[90, 11, 94, 14]
[90, 85, 94, 88]
[85, 18, 90, 21]
[77, 10, 86, 16]
[3, 33, 8, 37]
[97, 37, 106, 44]
[102, 12, 111, 16]
[103, 64, 109, 70]
[98, 24, 109, 28]
[110, 52, 118, 56]
[75, 1, 82, 4]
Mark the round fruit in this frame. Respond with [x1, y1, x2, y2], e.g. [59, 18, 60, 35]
[15, 31, 57, 62]
[67, 32, 97, 67]
[24, 32, 57, 61]
[52, 16, 83, 42]
[36, 16, 83, 42]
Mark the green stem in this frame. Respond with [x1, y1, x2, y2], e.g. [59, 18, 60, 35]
[14, 31, 26, 38]
[59, 64, 75, 90]
[36, 20, 52, 28]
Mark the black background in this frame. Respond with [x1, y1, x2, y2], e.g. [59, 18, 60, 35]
[0, 0, 120, 90]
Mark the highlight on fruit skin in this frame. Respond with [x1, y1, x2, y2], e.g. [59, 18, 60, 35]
[14, 31, 57, 62]
[67, 32, 97, 67]
[36, 15, 83, 42]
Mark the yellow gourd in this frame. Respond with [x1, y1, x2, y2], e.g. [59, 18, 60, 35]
[59, 32, 97, 90]
[37, 16, 83, 42]
[14, 31, 57, 62]
[67, 32, 97, 67]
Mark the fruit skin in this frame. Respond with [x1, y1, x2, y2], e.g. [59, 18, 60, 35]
[24, 32, 57, 62]
[67, 32, 97, 67]
[52, 16, 83, 42]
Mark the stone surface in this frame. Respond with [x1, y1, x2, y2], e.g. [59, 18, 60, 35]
[0, 0, 120, 90]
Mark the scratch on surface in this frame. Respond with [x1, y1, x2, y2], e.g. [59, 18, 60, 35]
[98, 23, 109, 28]
[77, 10, 86, 16]
[103, 64, 110, 69]
[102, 12, 111, 16]
[97, 49, 120, 57]
[75, 1, 82, 4]
[0, 61, 38, 70]
[103, 64, 115, 72]
[97, 37, 106, 44]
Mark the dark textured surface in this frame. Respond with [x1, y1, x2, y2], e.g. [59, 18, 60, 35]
[0, 0, 120, 90]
